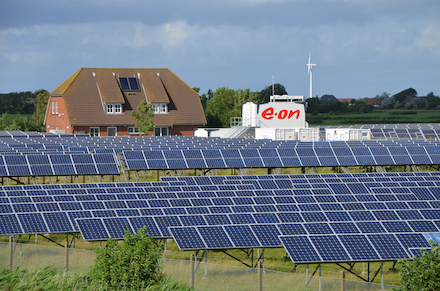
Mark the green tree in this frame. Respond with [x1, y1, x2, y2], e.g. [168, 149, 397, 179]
[393, 88, 417, 103]
[259, 83, 288, 103]
[131, 100, 154, 135]
[32, 90, 49, 131]
[205, 87, 235, 127]
[0, 113, 39, 131]
[425, 92, 440, 110]
[394, 241, 440, 291]
[91, 226, 164, 289]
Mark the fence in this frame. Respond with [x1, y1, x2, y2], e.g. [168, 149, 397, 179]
[0, 241, 400, 290]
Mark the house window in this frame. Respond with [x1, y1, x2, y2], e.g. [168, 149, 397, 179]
[128, 127, 139, 134]
[118, 77, 140, 91]
[90, 127, 100, 137]
[106, 104, 113, 113]
[161, 103, 167, 113]
[52, 101, 58, 114]
[106, 103, 122, 114]
[151, 103, 168, 114]
[154, 127, 168, 136]
[107, 127, 117, 136]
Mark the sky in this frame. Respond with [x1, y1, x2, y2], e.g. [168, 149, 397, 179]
[1, 0, 439, 99]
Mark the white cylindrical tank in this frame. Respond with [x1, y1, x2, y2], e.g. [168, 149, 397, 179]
[242, 102, 258, 127]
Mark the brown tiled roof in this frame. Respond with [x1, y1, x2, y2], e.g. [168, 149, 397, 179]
[50, 68, 206, 127]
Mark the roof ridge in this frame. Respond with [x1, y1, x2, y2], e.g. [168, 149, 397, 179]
[50, 68, 83, 96]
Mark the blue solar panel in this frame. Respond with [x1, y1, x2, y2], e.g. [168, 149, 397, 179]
[170, 227, 206, 250]
[0, 214, 23, 235]
[77, 218, 109, 241]
[129, 216, 162, 237]
[198, 226, 233, 249]
[338, 234, 380, 261]
[17, 213, 48, 233]
[310, 235, 351, 262]
[368, 234, 410, 260]
[224, 225, 261, 248]
[250, 224, 281, 246]
[281, 236, 321, 263]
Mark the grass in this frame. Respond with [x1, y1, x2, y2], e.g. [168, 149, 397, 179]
[0, 265, 190, 291]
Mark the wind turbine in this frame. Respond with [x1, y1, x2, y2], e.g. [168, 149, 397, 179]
[307, 50, 316, 98]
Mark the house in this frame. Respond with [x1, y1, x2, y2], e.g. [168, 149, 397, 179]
[337, 98, 354, 104]
[44, 68, 206, 136]
[320, 94, 338, 104]
[368, 98, 382, 106]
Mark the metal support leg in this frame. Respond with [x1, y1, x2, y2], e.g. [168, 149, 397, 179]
[204, 250, 207, 278]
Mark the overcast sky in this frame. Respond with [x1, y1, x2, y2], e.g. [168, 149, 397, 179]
[1, 0, 439, 99]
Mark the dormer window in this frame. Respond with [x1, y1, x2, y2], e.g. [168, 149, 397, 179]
[106, 103, 123, 114]
[151, 103, 168, 114]
[118, 77, 140, 91]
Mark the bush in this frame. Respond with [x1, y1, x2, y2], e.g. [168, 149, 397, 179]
[91, 226, 164, 289]
[394, 241, 440, 291]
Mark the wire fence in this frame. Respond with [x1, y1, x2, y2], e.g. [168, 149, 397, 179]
[0, 241, 400, 290]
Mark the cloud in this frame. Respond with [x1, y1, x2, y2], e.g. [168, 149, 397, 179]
[415, 23, 440, 50]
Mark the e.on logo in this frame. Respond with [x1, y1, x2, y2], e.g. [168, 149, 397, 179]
[261, 107, 301, 120]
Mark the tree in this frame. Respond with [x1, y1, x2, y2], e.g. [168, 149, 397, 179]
[32, 90, 49, 131]
[259, 83, 288, 103]
[91, 226, 164, 289]
[393, 88, 417, 103]
[205, 87, 236, 127]
[131, 100, 154, 135]
[425, 92, 440, 110]
[204, 87, 260, 127]
[394, 241, 440, 291]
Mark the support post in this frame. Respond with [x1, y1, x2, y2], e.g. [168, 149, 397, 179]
[65, 241, 69, 271]
[191, 254, 195, 290]
[9, 236, 13, 269]
[340, 271, 345, 291]
[163, 240, 166, 263]
[258, 260, 262, 291]
[204, 250, 207, 278]
[319, 264, 321, 291]
[381, 262, 384, 290]
[306, 264, 309, 285]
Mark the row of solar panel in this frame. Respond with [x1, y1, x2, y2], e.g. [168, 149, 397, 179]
[1, 177, 440, 194]
[3, 137, 440, 153]
[73, 212, 440, 241]
[3, 204, 439, 236]
[122, 147, 440, 170]
[160, 171, 440, 185]
[280, 233, 435, 263]
[0, 153, 119, 176]
[2, 188, 440, 213]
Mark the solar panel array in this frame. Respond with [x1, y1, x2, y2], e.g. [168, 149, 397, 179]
[0, 153, 119, 177]
[1, 171, 439, 264]
[323, 124, 440, 141]
[122, 142, 440, 170]
[1, 131, 440, 176]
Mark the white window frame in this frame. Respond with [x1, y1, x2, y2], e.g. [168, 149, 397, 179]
[128, 127, 139, 134]
[90, 127, 100, 137]
[107, 127, 117, 136]
[154, 127, 169, 136]
[52, 101, 58, 114]
[106, 103, 122, 114]
[115, 104, 122, 113]
[106, 104, 113, 114]
[151, 103, 168, 114]
[161, 103, 167, 113]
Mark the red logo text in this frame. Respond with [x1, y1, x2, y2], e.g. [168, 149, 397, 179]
[261, 107, 301, 120]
